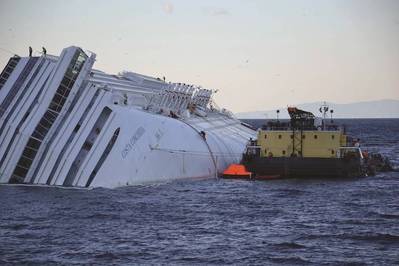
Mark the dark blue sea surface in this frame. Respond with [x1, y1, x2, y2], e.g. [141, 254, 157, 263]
[1, 119, 398, 265]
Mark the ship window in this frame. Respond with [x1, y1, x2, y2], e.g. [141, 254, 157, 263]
[0, 57, 38, 118]
[331, 150, 335, 155]
[0, 74, 49, 178]
[12, 48, 88, 182]
[302, 135, 305, 139]
[73, 124, 80, 132]
[0, 58, 44, 130]
[290, 135, 293, 139]
[63, 107, 112, 186]
[46, 89, 101, 185]
[314, 135, 318, 139]
[264, 134, 267, 139]
[282, 150, 286, 155]
[332, 135, 335, 139]
[278, 134, 282, 139]
[82, 141, 93, 150]
[86, 128, 120, 187]
[0, 56, 21, 90]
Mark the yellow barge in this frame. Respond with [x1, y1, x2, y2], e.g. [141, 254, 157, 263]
[241, 106, 367, 179]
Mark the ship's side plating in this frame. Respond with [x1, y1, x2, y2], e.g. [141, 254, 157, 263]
[0, 46, 255, 188]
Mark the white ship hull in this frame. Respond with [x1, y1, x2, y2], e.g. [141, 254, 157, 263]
[0, 46, 255, 188]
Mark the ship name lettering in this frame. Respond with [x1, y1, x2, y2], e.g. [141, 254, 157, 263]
[121, 127, 146, 159]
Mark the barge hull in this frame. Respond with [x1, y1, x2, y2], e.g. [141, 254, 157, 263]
[243, 157, 365, 178]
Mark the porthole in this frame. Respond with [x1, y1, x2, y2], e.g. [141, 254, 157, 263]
[314, 135, 318, 139]
[332, 135, 335, 139]
[302, 135, 306, 139]
[278, 134, 282, 139]
[264, 134, 267, 139]
[331, 150, 335, 155]
[282, 150, 286, 155]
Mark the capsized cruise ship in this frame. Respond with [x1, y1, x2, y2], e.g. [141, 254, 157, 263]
[0, 46, 255, 188]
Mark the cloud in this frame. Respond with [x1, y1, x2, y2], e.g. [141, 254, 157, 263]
[163, 2, 174, 14]
[202, 7, 230, 16]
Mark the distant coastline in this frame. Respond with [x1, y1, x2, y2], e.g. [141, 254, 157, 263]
[236, 99, 399, 119]
[239, 118, 399, 131]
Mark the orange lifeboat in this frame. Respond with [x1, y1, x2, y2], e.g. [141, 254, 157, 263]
[222, 164, 252, 179]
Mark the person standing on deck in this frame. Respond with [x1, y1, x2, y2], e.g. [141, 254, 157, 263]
[29, 46, 32, 57]
[354, 138, 361, 147]
[42, 47, 47, 56]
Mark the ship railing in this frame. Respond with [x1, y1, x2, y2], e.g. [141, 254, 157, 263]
[325, 124, 339, 130]
[338, 147, 363, 159]
[151, 83, 196, 114]
[263, 126, 291, 131]
[262, 124, 345, 132]
[245, 145, 261, 155]
[145, 83, 218, 117]
[98, 76, 218, 118]
[192, 88, 212, 108]
[42, 54, 59, 62]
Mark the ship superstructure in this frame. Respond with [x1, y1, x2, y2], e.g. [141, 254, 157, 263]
[0, 46, 255, 188]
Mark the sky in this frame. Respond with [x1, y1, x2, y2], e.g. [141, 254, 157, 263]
[0, 0, 398, 113]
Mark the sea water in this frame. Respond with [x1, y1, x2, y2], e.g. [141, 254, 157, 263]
[1, 119, 398, 264]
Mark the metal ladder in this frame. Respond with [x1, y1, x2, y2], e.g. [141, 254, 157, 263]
[292, 127, 303, 157]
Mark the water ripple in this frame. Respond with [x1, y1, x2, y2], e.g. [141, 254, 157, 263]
[0, 119, 398, 264]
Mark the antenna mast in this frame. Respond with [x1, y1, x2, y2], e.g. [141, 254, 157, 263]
[319, 101, 330, 129]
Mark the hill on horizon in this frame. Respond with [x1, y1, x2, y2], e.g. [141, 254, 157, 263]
[235, 99, 399, 119]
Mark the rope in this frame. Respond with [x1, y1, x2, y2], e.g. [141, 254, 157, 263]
[174, 119, 219, 178]
[150, 146, 242, 157]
